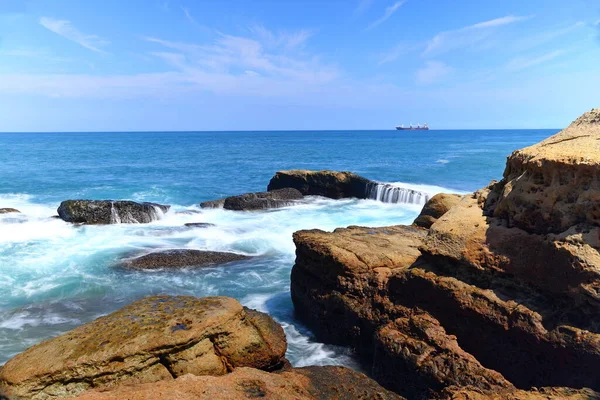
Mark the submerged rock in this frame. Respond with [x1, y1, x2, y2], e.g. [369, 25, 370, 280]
[267, 170, 371, 199]
[0, 296, 287, 399]
[290, 109, 600, 399]
[122, 249, 249, 269]
[184, 222, 216, 228]
[74, 366, 405, 400]
[57, 200, 170, 224]
[413, 193, 463, 228]
[0, 208, 20, 214]
[201, 188, 303, 211]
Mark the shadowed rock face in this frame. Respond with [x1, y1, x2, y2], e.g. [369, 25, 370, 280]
[0, 208, 20, 214]
[57, 200, 170, 224]
[267, 170, 371, 199]
[122, 249, 249, 270]
[201, 188, 303, 210]
[290, 109, 600, 399]
[73, 366, 405, 400]
[0, 296, 287, 400]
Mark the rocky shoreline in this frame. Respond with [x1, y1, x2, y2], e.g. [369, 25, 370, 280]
[2, 109, 599, 399]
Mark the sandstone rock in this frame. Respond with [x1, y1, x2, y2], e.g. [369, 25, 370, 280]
[122, 249, 249, 270]
[438, 386, 600, 400]
[267, 170, 371, 199]
[74, 366, 405, 400]
[413, 193, 463, 228]
[492, 108, 600, 234]
[201, 188, 303, 210]
[57, 200, 170, 224]
[184, 222, 215, 228]
[0, 208, 20, 214]
[0, 296, 286, 399]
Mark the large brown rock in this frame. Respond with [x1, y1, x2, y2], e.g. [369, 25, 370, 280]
[493, 108, 600, 234]
[0, 296, 286, 399]
[122, 249, 250, 270]
[413, 193, 463, 228]
[267, 170, 371, 199]
[74, 366, 405, 400]
[0, 208, 20, 214]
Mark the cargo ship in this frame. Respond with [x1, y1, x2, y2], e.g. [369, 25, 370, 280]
[396, 123, 429, 131]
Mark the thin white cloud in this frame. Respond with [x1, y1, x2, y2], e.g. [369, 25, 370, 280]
[378, 41, 424, 65]
[181, 6, 198, 25]
[354, 0, 374, 15]
[416, 61, 453, 84]
[366, 1, 406, 30]
[248, 25, 314, 50]
[423, 15, 530, 56]
[513, 21, 585, 51]
[505, 49, 566, 71]
[39, 17, 109, 53]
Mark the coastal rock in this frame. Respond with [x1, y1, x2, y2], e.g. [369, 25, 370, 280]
[492, 108, 600, 234]
[0, 208, 20, 214]
[267, 170, 371, 199]
[122, 249, 249, 269]
[57, 200, 170, 224]
[413, 193, 463, 228]
[0, 295, 286, 399]
[184, 222, 216, 228]
[201, 188, 303, 210]
[74, 366, 405, 400]
[290, 108, 600, 400]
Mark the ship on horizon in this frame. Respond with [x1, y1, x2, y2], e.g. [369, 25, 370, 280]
[396, 123, 429, 131]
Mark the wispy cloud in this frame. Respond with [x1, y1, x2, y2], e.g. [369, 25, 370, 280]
[354, 0, 374, 16]
[249, 25, 314, 50]
[39, 17, 109, 53]
[416, 61, 453, 84]
[505, 49, 567, 71]
[513, 21, 585, 51]
[366, 1, 406, 30]
[378, 41, 423, 65]
[423, 15, 530, 56]
[181, 6, 198, 25]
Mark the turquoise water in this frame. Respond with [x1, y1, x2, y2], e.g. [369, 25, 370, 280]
[0, 129, 555, 366]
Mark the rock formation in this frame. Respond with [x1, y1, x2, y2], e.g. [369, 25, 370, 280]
[122, 249, 249, 270]
[267, 170, 371, 199]
[0, 208, 20, 214]
[73, 366, 404, 400]
[413, 193, 463, 228]
[184, 222, 216, 228]
[0, 296, 286, 399]
[57, 200, 170, 224]
[290, 109, 600, 399]
[201, 188, 303, 210]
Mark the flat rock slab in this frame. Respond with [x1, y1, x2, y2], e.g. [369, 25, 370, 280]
[0, 208, 20, 214]
[123, 249, 249, 270]
[268, 170, 371, 199]
[201, 188, 303, 211]
[0, 295, 287, 399]
[57, 200, 170, 224]
[184, 223, 216, 228]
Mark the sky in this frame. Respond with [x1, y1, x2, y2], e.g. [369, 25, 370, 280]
[0, 0, 599, 131]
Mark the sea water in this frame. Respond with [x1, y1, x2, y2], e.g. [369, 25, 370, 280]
[0, 129, 555, 366]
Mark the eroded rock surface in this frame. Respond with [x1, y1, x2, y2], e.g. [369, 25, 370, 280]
[201, 188, 303, 210]
[74, 366, 405, 400]
[57, 200, 169, 224]
[267, 170, 371, 199]
[413, 193, 463, 228]
[291, 109, 600, 399]
[0, 208, 20, 214]
[0, 296, 286, 399]
[122, 249, 249, 270]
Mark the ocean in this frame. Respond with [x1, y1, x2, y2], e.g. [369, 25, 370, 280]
[0, 129, 555, 366]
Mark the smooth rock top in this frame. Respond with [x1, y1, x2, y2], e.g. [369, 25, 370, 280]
[267, 170, 371, 199]
[57, 200, 170, 224]
[122, 249, 249, 269]
[201, 188, 303, 211]
[74, 366, 405, 400]
[0, 208, 20, 214]
[493, 108, 600, 233]
[413, 193, 463, 229]
[0, 296, 286, 399]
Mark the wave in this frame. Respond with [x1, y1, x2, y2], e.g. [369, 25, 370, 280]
[366, 181, 462, 205]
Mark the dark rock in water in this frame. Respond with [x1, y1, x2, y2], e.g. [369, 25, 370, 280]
[413, 193, 463, 228]
[57, 200, 170, 224]
[184, 222, 216, 228]
[123, 249, 249, 269]
[200, 199, 226, 209]
[201, 188, 303, 211]
[224, 188, 303, 211]
[267, 170, 372, 199]
[175, 210, 202, 215]
[0, 208, 20, 214]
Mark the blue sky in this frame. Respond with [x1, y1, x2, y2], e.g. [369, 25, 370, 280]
[0, 0, 599, 131]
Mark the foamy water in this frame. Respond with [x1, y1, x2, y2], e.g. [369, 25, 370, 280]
[0, 193, 426, 366]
